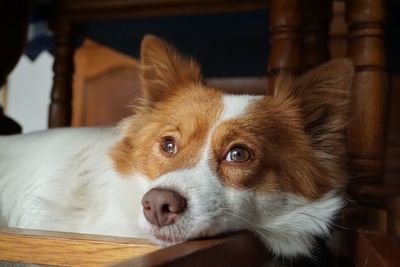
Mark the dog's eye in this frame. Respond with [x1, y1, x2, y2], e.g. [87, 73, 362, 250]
[161, 137, 177, 154]
[224, 146, 251, 163]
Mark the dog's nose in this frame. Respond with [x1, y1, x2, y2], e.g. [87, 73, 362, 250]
[141, 188, 186, 227]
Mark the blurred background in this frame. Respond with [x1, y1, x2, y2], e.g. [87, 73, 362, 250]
[1, 0, 271, 133]
[0, 0, 399, 135]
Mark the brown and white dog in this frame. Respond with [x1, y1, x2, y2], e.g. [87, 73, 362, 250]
[0, 35, 354, 257]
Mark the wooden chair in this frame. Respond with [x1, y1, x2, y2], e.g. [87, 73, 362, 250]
[1, 0, 399, 266]
[71, 38, 269, 127]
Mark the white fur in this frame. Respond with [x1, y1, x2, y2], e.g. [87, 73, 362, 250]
[0, 128, 150, 238]
[221, 94, 261, 120]
[0, 94, 343, 257]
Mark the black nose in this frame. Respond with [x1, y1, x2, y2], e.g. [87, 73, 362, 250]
[141, 188, 186, 227]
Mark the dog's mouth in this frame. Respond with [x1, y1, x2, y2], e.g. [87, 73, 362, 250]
[147, 220, 229, 246]
[149, 226, 187, 244]
[152, 230, 180, 243]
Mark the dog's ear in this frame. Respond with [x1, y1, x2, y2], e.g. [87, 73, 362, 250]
[140, 35, 201, 103]
[276, 59, 354, 156]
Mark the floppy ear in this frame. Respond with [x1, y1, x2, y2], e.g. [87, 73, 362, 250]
[276, 59, 354, 156]
[140, 35, 201, 103]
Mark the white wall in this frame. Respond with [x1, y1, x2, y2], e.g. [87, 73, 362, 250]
[6, 52, 54, 133]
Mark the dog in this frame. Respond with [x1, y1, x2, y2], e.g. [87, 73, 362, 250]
[0, 35, 354, 258]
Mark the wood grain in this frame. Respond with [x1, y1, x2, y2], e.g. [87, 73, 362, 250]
[302, 0, 332, 69]
[386, 197, 400, 237]
[346, 0, 388, 191]
[73, 39, 141, 127]
[49, 19, 75, 128]
[206, 77, 268, 95]
[112, 231, 271, 267]
[0, 228, 159, 266]
[355, 230, 400, 267]
[268, 0, 303, 94]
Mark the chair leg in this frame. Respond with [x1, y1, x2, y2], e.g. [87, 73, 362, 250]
[346, 0, 388, 206]
[49, 19, 75, 128]
[268, 0, 303, 95]
[302, 0, 332, 69]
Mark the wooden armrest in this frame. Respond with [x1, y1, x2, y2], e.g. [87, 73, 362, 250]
[0, 227, 158, 266]
[112, 231, 271, 267]
[0, 228, 271, 267]
[355, 230, 400, 267]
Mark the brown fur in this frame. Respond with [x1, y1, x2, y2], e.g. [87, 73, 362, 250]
[110, 35, 222, 178]
[140, 35, 201, 104]
[213, 60, 353, 198]
[111, 85, 222, 178]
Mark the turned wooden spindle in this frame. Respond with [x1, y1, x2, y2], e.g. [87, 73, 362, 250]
[49, 19, 75, 128]
[346, 0, 388, 204]
[386, 197, 400, 237]
[268, 0, 303, 95]
[302, 0, 332, 69]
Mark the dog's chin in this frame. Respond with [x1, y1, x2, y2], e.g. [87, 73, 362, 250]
[144, 224, 188, 246]
[140, 212, 234, 246]
[151, 236, 182, 247]
[145, 224, 223, 247]
[150, 230, 185, 246]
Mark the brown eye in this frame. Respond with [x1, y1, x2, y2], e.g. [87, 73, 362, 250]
[224, 146, 251, 163]
[161, 137, 177, 154]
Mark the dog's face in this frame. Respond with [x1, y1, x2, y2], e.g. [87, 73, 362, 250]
[110, 35, 354, 256]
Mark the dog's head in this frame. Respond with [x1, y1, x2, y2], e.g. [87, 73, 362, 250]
[110, 35, 354, 256]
